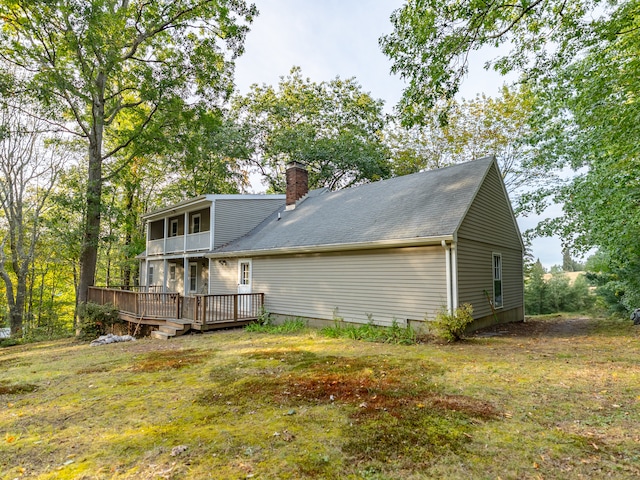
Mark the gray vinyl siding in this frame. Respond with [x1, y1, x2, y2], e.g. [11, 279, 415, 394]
[145, 260, 164, 289]
[209, 258, 238, 294]
[457, 162, 522, 250]
[456, 239, 523, 319]
[250, 246, 447, 326]
[214, 199, 283, 248]
[456, 162, 524, 319]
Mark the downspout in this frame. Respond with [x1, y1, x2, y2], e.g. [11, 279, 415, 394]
[451, 241, 458, 309]
[441, 240, 452, 313]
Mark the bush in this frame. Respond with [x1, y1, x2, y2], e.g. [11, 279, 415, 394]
[431, 303, 474, 342]
[77, 302, 121, 340]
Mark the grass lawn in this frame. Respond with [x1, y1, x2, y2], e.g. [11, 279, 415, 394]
[1, 315, 639, 479]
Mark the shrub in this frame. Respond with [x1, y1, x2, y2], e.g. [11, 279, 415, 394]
[77, 302, 121, 340]
[431, 304, 474, 342]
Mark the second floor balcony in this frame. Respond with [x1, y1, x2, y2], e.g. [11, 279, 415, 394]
[147, 231, 210, 255]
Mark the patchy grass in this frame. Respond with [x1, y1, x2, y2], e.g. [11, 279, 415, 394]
[0, 317, 639, 479]
[245, 317, 308, 334]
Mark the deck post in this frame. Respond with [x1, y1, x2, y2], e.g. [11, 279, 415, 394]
[202, 296, 207, 325]
[233, 294, 238, 321]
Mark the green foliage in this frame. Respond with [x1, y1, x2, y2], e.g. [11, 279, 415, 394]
[245, 317, 307, 334]
[381, 0, 640, 315]
[321, 315, 417, 345]
[0, 336, 21, 348]
[77, 302, 122, 340]
[232, 67, 391, 192]
[0, 0, 257, 304]
[562, 248, 584, 272]
[431, 304, 474, 342]
[386, 85, 550, 204]
[525, 267, 595, 315]
[584, 251, 631, 315]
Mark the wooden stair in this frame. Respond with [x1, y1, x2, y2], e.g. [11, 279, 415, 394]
[150, 319, 192, 340]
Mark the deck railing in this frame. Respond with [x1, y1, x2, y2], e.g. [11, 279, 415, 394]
[88, 287, 263, 325]
[182, 293, 264, 325]
[88, 287, 181, 318]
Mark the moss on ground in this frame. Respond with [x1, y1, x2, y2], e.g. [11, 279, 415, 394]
[0, 318, 639, 478]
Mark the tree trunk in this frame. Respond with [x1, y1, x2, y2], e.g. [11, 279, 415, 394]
[12, 270, 27, 335]
[123, 186, 135, 289]
[77, 143, 102, 306]
[77, 73, 105, 309]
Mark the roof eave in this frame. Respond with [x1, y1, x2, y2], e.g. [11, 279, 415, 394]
[207, 235, 455, 258]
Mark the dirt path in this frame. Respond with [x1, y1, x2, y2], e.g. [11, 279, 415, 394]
[472, 315, 595, 339]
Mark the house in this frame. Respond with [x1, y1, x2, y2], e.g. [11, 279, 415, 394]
[136, 156, 524, 332]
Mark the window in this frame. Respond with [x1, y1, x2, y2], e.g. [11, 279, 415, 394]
[169, 264, 176, 281]
[169, 219, 179, 237]
[189, 263, 197, 292]
[191, 213, 201, 234]
[147, 265, 154, 286]
[493, 253, 503, 308]
[240, 262, 250, 286]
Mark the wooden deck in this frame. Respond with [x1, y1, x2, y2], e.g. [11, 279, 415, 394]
[88, 287, 264, 338]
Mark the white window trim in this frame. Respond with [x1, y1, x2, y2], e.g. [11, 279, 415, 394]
[169, 264, 176, 281]
[492, 252, 503, 309]
[148, 265, 154, 286]
[169, 219, 179, 237]
[191, 213, 201, 234]
[188, 262, 198, 293]
[238, 260, 252, 286]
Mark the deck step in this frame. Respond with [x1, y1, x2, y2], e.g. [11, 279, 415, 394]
[166, 320, 191, 334]
[150, 330, 171, 340]
[159, 325, 179, 336]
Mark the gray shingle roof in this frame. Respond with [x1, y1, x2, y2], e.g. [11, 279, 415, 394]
[214, 157, 495, 255]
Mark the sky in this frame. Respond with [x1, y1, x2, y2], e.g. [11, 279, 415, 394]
[233, 0, 564, 267]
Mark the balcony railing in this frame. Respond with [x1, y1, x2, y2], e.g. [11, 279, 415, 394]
[146, 231, 211, 255]
[186, 231, 209, 250]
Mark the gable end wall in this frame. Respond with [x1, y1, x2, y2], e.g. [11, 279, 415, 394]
[456, 163, 524, 321]
[214, 198, 284, 248]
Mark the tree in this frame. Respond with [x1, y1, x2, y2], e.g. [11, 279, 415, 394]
[524, 259, 548, 315]
[379, 0, 618, 125]
[381, 1, 640, 311]
[386, 85, 551, 202]
[562, 248, 584, 273]
[0, 0, 257, 308]
[0, 98, 61, 335]
[233, 67, 391, 192]
[155, 107, 251, 202]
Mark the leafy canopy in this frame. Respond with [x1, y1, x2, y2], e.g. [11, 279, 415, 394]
[233, 67, 391, 192]
[382, 0, 640, 312]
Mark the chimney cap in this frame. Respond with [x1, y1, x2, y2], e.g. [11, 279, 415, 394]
[286, 161, 306, 169]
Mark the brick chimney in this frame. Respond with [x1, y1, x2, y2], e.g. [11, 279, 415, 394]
[285, 161, 308, 209]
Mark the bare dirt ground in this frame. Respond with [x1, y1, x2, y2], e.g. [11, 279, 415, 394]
[472, 315, 596, 339]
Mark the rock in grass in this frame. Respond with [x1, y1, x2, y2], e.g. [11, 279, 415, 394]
[89, 333, 136, 347]
[170, 445, 188, 456]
